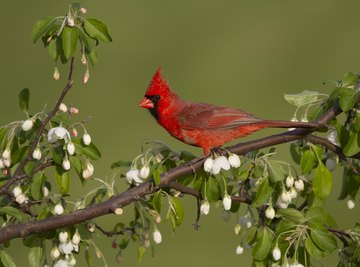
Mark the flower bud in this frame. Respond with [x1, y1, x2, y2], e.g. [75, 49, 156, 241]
[281, 191, 291, 204]
[50, 246, 60, 259]
[2, 148, 11, 160]
[59, 231, 68, 243]
[54, 203, 64, 215]
[286, 175, 294, 188]
[67, 17, 75, 27]
[15, 193, 26, 204]
[59, 103, 68, 113]
[228, 154, 241, 168]
[81, 54, 87, 66]
[215, 156, 231, 171]
[71, 128, 78, 137]
[53, 66, 60, 80]
[82, 162, 94, 179]
[83, 133, 91, 145]
[153, 229, 162, 244]
[294, 179, 304, 191]
[200, 200, 210, 215]
[114, 207, 123, 215]
[72, 231, 81, 245]
[12, 186, 22, 197]
[42, 185, 49, 197]
[83, 69, 90, 84]
[21, 119, 33, 131]
[155, 214, 162, 224]
[62, 158, 71, 171]
[223, 194, 232, 211]
[272, 246, 281, 261]
[32, 147, 42, 160]
[87, 223, 95, 233]
[347, 199, 355, 209]
[203, 157, 214, 172]
[236, 245, 244, 255]
[234, 223, 241, 235]
[67, 142, 75, 155]
[265, 206, 275, 220]
[289, 187, 297, 199]
[69, 107, 79, 114]
[139, 165, 150, 179]
[3, 158, 11, 167]
[80, 7, 87, 14]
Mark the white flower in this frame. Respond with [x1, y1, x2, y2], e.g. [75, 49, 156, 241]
[289, 187, 297, 199]
[67, 142, 75, 155]
[80, 7, 87, 14]
[200, 200, 210, 215]
[347, 199, 355, 209]
[114, 208, 123, 215]
[53, 67, 60, 80]
[215, 156, 231, 171]
[48, 127, 71, 143]
[223, 194, 232, 211]
[265, 206, 275, 220]
[32, 147, 42, 160]
[236, 245, 244, 255]
[21, 119, 33, 131]
[67, 17, 75, 27]
[326, 158, 337, 171]
[234, 224, 241, 235]
[153, 229, 162, 244]
[280, 191, 292, 204]
[327, 130, 339, 146]
[50, 246, 60, 259]
[59, 241, 77, 254]
[69, 107, 79, 114]
[12, 186, 22, 197]
[72, 231, 81, 245]
[272, 246, 281, 261]
[228, 154, 241, 168]
[82, 162, 94, 179]
[59, 231, 68, 243]
[42, 185, 49, 197]
[87, 223, 95, 233]
[54, 203, 64, 215]
[82, 133, 91, 145]
[2, 148, 11, 160]
[54, 259, 70, 267]
[139, 165, 150, 179]
[294, 179, 304, 191]
[125, 169, 143, 184]
[286, 175, 294, 188]
[289, 263, 304, 267]
[203, 157, 214, 172]
[59, 103, 68, 113]
[277, 196, 289, 209]
[83, 69, 90, 84]
[15, 193, 26, 204]
[62, 158, 71, 171]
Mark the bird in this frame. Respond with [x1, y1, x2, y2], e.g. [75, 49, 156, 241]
[139, 68, 318, 155]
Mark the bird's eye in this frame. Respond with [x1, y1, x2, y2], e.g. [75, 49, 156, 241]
[153, 95, 161, 101]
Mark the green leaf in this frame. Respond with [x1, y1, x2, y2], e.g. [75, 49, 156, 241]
[137, 246, 146, 263]
[284, 90, 320, 107]
[55, 166, 70, 195]
[170, 197, 184, 227]
[305, 236, 326, 259]
[152, 191, 162, 213]
[0, 207, 30, 223]
[338, 169, 360, 200]
[47, 38, 58, 61]
[69, 156, 83, 180]
[24, 160, 39, 177]
[267, 159, 285, 182]
[342, 72, 359, 87]
[203, 176, 220, 202]
[252, 227, 272, 261]
[300, 149, 316, 174]
[305, 207, 337, 228]
[84, 18, 112, 42]
[12, 146, 30, 164]
[32, 16, 56, 43]
[87, 49, 98, 66]
[252, 178, 271, 207]
[343, 131, 360, 156]
[110, 160, 131, 169]
[0, 250, 16, 267]
[28, 245, 44, 267]
[31, 173, 46, 200]
[290, 143, 301, 164]
[73, 139, 101, 160]
[339, 87, 360, 112]
[153, 168, 161, 186]
[277, 208, 305, 224]
[312, 162, 332, 199]
[62, 26, 79, 60]
[85, 248, 92, 267]
[18, 88, 30, 113]
[310, 228, 337, 252]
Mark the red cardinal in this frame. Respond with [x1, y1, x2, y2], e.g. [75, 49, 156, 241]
[139, 68, 318, 154]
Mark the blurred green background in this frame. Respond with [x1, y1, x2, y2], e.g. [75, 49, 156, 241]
[1, 0, 360, 266]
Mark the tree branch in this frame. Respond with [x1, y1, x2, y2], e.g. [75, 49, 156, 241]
[0, 98, 347, 244]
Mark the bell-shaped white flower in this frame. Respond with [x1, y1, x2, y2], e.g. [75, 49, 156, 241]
[12, 186, 22, 197]
[139, 165, 150, 179]
[59, 103, 68, 113]
[294, 179, 304, 191]
[236, 245, 244, 255]
[69, 107, 79, 114]
[54, 203, 64, 215]
[234, 223, 241, 235]
[15, 193, 26, 204]
[2, 148, 11, 160]
[59, 241, 76, 255]
[59, 231, 68, 243]
[62, 158, 71, 171]
[72, 231, 81, 245]
[289, 262, 304, 267]
[272, 246, 281, 261]
[289, 187, 298, 199]
[200, 200, 210, 215]
[48, 127, 71, 143]
[223, 193, 232, 211]
[203, 157, 214, 172]
[114, 208, 123, 215]
[82, 133, 91, 145]
[53, 66, 60, 80]
[280, 191, 292, 204]
[67, 17, 75, 27]
[125, 169, 143, 185]
[286, 175, 294, 188]
[82, 162, 94, 179]
[265, 205, 275, 220]
[80, 7, 87, 14]
[67, 142, 75, 155]
[50, 246, 61, 260]
[347, 199, 355, 209]
[215, 156, 231, 171]
[32, 147, 42, 160]
[153, 228, 162, 244]
[21, 119, 33, 131]
[42, 185, 49, 197]
[228, 154, 241, 168]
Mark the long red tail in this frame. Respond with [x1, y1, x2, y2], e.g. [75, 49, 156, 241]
[260, 120, 319, 129]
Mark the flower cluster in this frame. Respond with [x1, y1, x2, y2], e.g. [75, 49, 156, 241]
[52, 231, 81, 266]
[203, 153, 241, 175]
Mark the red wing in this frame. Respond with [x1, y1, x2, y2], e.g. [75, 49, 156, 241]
[177, 102, 262, 131]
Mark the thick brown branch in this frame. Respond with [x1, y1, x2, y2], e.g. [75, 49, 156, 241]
[0, 98, 345, 244]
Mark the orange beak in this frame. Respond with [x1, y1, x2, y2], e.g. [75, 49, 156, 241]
[139, 97, 154, 109]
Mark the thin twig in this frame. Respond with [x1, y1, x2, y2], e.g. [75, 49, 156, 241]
[95, 224, 135, 238]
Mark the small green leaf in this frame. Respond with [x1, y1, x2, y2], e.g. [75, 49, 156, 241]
[252, 178, 271, 207]
[339, 87, 360, 112]
[84, 18, 112, 42]
[85, 248, 92, 267]
[62, 26, 79, 60]
[47, 38, 58, 61]
[31, 173, 46, 200]
[152, 191, 162, 213]
[284, 90, 320, 107]
[170, 197, 184, 227]
[342, 72, 359, 87]
[137, 246, 146, 263]
[343, 131, 360, 156]
[153, 168, 161, 186]
[73, 139, 101, 160]
[305, 236, 325, 259]
[310, 228, 337, 252]
[28, 245, 44, 267]
[69, 156, 82, 180]
[32, 16, 57, 43]
[55, 166, 70, 195]
[203, 176, 220, 202]
[0, 250, 16, 267]
[0, 207, 30, 222]
[252, 227, 272, 261]
[110, 160, 131, 169]
[19, 88, 30, 114]
[305, 207, 337, 228]
[267, 159, 285, 182]
[312, 162, 332, 199]
[277, 208, 305, 224]
[300, 149, 316, 174]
